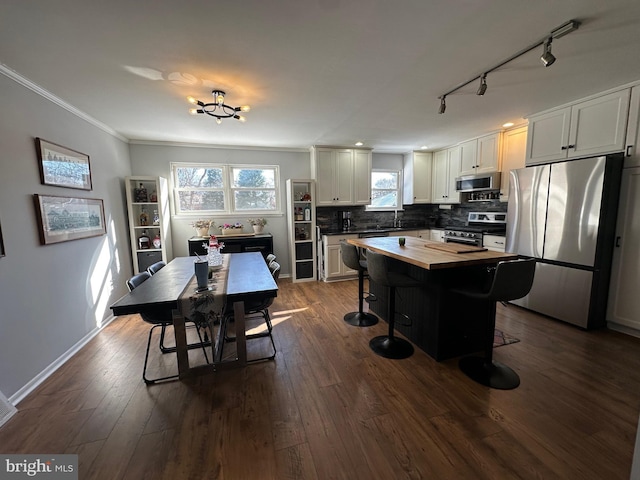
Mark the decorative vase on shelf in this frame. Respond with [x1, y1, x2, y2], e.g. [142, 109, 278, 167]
[195, 227, 209, 237]
[221, 227, 240, 236]
[252, 225, 264, 234]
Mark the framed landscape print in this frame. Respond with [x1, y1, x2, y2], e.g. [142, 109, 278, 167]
[33, 194, 106, 245]
[35, 138, 92, 190]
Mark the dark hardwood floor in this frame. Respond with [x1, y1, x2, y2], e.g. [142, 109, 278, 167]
[2, 278, 640, 479]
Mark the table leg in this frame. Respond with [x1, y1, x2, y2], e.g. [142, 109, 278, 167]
[233, 301, 247, 366]
[172, 308, 190, 377]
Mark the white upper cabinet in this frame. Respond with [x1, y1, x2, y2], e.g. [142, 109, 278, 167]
[458, 133, 501, 175]
[527, 89, 631, 165]
[499, 126, 527, 202]
[403, 151, 433, 204]
[353, 149, 372, 205]
[311, 147, 372, 206]
[624, 85, 640, 168]
[432, 146, 461, 204]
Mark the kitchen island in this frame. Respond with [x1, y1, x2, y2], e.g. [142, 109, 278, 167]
[347, 236, 518, 360]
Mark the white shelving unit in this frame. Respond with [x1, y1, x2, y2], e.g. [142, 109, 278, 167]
[124, 176, 173, 274]
[286, 179, 317, 282]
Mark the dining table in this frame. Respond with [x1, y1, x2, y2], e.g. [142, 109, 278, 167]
[348, 236, 519, 360]
[110, 252, 278, 379]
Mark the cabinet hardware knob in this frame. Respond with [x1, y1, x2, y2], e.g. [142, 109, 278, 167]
[568, 144, 575, 149]
[561, 146, 568, 150]
[627, 145, 634, 157]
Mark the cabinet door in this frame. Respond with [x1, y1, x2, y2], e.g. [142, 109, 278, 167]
[445, 146, 461, 204]
[625, 85, 640, 168]
[526, 107, 571, 165]
[477, 133, 500, 173]
[353, 150, 372, 205]
[326, 244, 342, 277]
[404, 152, 432, 204]
[499, 126, 527, 201]
[334, 149, 354, 205]
[568, 89, 630, 159]
[607, 167, 640, 330]
[431, 150, 448, 204]
[458, 139, 478, 175]
[430, 229, 444, 242]
[314, 149, 336, 206]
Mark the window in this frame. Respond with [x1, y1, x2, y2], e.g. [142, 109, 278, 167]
[172, 163, 280, 215]
[368, 169, 402, 210]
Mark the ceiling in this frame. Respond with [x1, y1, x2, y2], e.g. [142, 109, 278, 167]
[2, 0, 640, 153]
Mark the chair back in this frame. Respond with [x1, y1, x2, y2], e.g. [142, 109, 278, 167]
[340, 242, 362, 271]
[265, 253, 276, 265]
[269, 261, 281, 283]
[364, 249, 391, 287]
[126, 271, 152, 292]
[147, 261, 166, 275]
[488, 258, 536, 302]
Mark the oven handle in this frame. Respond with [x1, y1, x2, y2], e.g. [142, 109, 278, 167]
[445, 237, 480, 246]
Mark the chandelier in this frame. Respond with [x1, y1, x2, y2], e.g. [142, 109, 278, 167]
[187, 90, 250, 124]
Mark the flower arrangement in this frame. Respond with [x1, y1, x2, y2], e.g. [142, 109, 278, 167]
[220, 222, 243, 229]
[247, 218, 268, 227]
[190, 219, 214, 229]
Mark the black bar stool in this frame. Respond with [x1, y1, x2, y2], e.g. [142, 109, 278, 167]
[340, 242, 378, 327]
[451, 258, 536, 390]
[365, 249, 422, 359]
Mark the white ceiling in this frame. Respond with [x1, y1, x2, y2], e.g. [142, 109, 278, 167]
[2, 0, 640, 153]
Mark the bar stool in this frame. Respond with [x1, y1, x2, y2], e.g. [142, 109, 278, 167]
[365, 249, 422, 359]
[451, 258, 536, 390]
[340, 242, 378, 327]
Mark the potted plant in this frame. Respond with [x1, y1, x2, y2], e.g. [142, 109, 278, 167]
[191, 219, 214, 237]
[220, 222, 243, 235]
[247, 218, 267, 234]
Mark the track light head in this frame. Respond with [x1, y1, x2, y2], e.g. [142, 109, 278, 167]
[476, 74, 487, 96]
[438, 96, 446, 114]
[541, 38, 556, 67]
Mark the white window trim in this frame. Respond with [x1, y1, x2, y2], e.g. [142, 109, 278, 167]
[366, 168, 404, 212]
[171, 162, 282, 217]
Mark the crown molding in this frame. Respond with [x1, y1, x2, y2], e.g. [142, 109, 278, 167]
[0, 63, 128, 143]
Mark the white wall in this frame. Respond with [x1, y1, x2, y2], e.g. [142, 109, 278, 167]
[129, 143, 310, 276]
[0, 73, 133, 400]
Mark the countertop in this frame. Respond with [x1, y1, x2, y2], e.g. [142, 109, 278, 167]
[347, 236, 517, 270]
[320, 226, 429, 236]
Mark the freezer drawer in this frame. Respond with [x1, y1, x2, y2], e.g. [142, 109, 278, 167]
[512, 262, 593, 328]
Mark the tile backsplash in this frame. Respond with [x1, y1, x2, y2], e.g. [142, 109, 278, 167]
[317, 200, 507, 231]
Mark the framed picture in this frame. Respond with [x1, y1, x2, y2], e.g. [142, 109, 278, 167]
[0, 220, 5, 257]
[35, 138, 92, 190]
[33, 194, 106, 245]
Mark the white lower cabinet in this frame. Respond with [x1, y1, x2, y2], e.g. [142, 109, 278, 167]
[417, 230, 430, 239]
[608, 167, 640, 332]
[483, 234, 506, 252]
[430, 229, 445, 242]
[322, 234, 358, 281]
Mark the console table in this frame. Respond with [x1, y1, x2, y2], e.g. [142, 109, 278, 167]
[188, 233, 273, 260]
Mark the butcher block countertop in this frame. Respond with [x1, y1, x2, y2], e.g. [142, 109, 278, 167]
[348, 236, 518, 270]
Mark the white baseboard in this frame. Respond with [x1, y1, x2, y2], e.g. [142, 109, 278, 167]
[8, 315, 118, 406]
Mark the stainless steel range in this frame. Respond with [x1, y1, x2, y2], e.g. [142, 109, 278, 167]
[444, 212, 506, 247]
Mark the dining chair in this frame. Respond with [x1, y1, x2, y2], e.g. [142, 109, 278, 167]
[265, 253, 276, 266]
[146, 261, 166, 275]
[126, 271, 210, 384]
[221, 261, 280, 362]
[451, 258, 536, 390]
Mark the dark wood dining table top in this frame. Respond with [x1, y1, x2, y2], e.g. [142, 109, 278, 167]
[110, 253, 277, 316]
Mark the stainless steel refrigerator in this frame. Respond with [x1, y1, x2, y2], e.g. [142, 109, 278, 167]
[506, 153, 623, 328]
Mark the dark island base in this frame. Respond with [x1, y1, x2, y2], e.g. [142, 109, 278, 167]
[367, 261, 495, 361]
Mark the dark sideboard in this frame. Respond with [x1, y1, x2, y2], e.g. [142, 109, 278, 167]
[188, 233, 273, 260]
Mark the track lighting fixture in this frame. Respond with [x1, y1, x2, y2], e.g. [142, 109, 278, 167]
[438, 96, 446, 114]
[476, 74, 487, 96]
[540, 38, 556, 67]
[436, 19, 580, 113]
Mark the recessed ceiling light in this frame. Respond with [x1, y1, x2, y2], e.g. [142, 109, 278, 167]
[355, 141, 363, 146]
[502, 122, 515, 128]
[420, 145, 429, 150]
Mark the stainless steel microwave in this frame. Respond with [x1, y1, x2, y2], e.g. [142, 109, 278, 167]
[455, 172, 501, 192]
